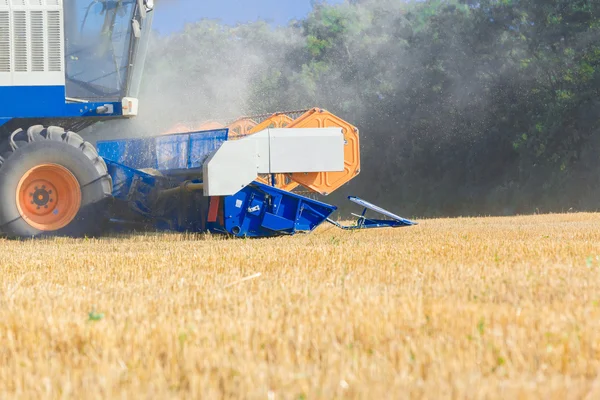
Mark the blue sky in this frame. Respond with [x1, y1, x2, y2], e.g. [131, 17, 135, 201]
[153, 0, 344, 34]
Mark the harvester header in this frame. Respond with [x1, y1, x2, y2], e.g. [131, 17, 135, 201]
[162, 108, 362, 196]
[96, 108, 416, 238]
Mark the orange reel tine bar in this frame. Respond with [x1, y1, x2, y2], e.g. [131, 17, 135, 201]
[227, 118, 257, 139]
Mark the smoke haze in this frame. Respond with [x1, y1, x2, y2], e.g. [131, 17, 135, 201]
[87, 0, 600, 217]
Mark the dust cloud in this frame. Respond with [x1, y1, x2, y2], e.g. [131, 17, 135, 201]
[86, 18, 306, 142]
[83, 0, 600, 216]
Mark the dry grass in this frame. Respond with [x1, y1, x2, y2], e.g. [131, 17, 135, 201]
[2, 213, 600, 399]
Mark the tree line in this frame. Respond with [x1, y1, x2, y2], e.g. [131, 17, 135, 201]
[116, 0, 600, 217]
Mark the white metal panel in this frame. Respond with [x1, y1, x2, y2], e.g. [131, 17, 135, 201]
[0, 0, 64, 86]
[251, 130, 271, 172]
[203, 128, 346, 196]
[267, 128, 344, 173]
[30, 9, 43, 71]
[121, 97, 140, 117]
[12, 9, 26, 72]
[11, 71, 63, 85]
[0, 2, 9, 85]
[46, 9, 62, 72]
[0, 8, 10, 74]
[203, 140, 259, 197]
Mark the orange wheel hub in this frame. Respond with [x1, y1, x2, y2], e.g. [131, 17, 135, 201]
[16, 164, 81, 231]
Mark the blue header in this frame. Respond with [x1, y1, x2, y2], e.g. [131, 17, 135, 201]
[97, 128, 230, 172]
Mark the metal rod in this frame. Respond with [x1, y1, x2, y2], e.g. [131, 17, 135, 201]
[156, 181, 204, 201]
[184, 182, 204, 192]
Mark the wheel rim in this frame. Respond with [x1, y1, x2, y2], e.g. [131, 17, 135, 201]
[16, 164, 82, 231]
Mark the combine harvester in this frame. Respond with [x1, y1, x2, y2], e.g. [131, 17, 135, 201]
[0, 0, 416, 239]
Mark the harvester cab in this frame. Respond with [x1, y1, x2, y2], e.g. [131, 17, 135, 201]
[64, 0, 154, 104]
[0, 0, 415, 239]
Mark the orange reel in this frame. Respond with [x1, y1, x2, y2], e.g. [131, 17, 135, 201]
[287, 108, 360, 196]
[227, 118, 257, 139]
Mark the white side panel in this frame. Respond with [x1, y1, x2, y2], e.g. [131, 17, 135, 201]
[12, 71, 64, 85]
[121, 97, 140, 117]
[0, 0, 64, 86]
[268, 128, 344, 173]
[203, 140, 259, 197]
[0, 2, 11, 85]
[203, 128, 346, 196]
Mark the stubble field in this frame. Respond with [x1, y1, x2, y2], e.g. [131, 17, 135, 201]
[1, 213, 600, 399]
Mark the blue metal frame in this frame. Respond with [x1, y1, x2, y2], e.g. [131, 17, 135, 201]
[326, 196, 417, 230]
[97, 128, 229, 172]
[105, 160, 162, 215]
[0, 86, 124, 126]
[221, 182, 338, 237]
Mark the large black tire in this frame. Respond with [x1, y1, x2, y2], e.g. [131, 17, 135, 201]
[0, 125, 112, 238]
